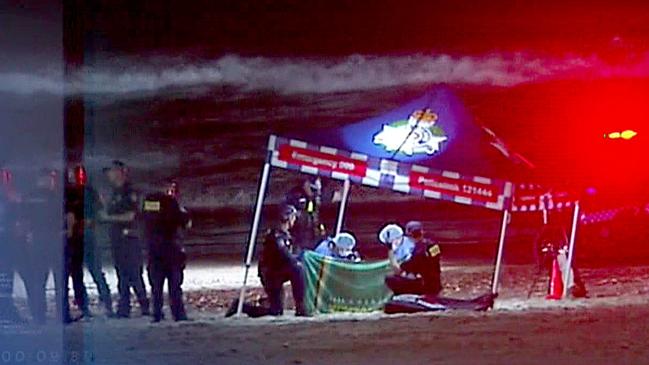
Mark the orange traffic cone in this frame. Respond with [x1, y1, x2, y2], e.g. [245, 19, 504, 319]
[546, 257, 564, 300]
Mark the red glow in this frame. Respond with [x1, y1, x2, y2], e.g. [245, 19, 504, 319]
[75, 165, 87, 186]
[0, 169, 11, 186]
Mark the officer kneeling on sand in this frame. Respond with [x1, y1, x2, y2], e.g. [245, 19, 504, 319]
[227, 205, 309, 317]
[380, 222, 443, 296]
[141, 180, 191, 323]
[314, 232, 362, 262]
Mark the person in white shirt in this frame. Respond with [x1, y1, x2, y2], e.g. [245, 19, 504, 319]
[314, 232, 361, 262]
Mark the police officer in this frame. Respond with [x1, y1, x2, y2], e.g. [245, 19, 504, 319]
[66, 165, 114, 317]
[0, 168, 22, 323]
[141, 180, 191, 323]
[227, 205, 309, 317]
[314, 232, 362, 262]
[19, 169, 67, 324]
[100, 160, 149, 318]
[62, 168, 92, 321]
[285, 177, 324, 253]
[380, 222, 442, 296]
[403, 221, 442, 295]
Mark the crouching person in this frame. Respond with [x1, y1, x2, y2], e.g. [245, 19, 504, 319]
[141, 180, 191, 323]
[314, 232, 362, 262]
[227, 205, 309, 317]
[380, 222, 442, 296]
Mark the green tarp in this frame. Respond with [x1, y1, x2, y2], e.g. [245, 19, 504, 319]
[302, 250, 394, 313]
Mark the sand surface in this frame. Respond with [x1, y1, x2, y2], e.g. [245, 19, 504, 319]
[3, 261, 649, 364]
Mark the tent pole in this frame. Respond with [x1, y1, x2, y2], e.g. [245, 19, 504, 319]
[542, 209, 548, 225]
[236, 161, 272, 317]
[334, 179, 351, 235]
[562, 201, 580, 299]
[491, 209, 510, 295]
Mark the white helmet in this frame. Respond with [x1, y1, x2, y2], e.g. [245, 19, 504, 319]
[378, 224, 404, 245]
[333, 232, 356, 252]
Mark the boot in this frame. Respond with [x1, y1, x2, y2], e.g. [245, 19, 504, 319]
[140, 299, 151, 316]
[102, 296, 114, 316]
[81, 307, 93, 319]
[294, 303, 311, 317]
[174, 313, 189, 322]
[104, 303, 116, 318]
[151, 312, 164, 323]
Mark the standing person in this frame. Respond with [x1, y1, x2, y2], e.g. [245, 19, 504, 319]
[19, 169, 67, 324]
[66, 165, 114, 317]
[62, 168, 92, 321]
[379, 222, 443, 296]
[100, 160, 149, 318]
[0, 168, 22, 323]
[141, 180, 191, 323]
[226, 205, 309, 318]
[285, 177, 324, 253]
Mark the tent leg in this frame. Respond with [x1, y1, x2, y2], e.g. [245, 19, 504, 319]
[562, 201, 580, 299]
[491, 209, 510, 295]
[542, 208, 548, 225]
[236, 162, 272, 317]
[334, 179, 351, 235]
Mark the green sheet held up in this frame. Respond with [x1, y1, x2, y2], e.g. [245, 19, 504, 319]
[302, 250, 394, 314]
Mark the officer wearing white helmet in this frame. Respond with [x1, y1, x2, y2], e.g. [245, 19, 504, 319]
[314, 232, 362, 262]
[379, 224, 415, 272]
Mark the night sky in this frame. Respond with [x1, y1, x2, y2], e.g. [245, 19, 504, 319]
[2, 0, 649, 202]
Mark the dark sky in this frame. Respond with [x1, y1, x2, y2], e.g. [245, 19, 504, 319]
[56, 1, 649, 57]
[2, 0, 649, 181]
[3, 1, 649, 64]
[0, 1, 64, 167]
[1, 1, 62, 71]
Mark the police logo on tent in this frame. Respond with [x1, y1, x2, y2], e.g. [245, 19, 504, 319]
[373, 109, 448, 156]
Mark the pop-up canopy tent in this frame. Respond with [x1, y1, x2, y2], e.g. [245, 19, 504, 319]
[236, 86, 582, 315]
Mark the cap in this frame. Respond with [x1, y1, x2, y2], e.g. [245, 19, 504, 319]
[405, 221, 423, 234]
[333, 232, 356, 251]
[378, 224, 404, 245]
[280, 204, 298, 221]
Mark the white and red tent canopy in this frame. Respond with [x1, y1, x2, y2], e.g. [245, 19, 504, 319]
[268, 134, 514, 211]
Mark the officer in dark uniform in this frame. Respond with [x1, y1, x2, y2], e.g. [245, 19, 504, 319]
[0, 168, 22, 323]
[383, 221, 443, 296]
[285, 177, 324, 253]
[141, 180, 191, 323]
[65, 165, 113, 317]
[227, 205, 309, 317]
[19, 169, 67, 324]
[100, 160, 149, 318]
[62, 168, 92, 321]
